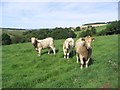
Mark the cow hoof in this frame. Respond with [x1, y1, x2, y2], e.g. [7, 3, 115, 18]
[86, 66, 88, 68]
[67, 57, 69, 59]
[81, 66, 83, 69]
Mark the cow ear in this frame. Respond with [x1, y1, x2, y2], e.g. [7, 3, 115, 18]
[81, 38, 85, 41]
[92, 38, 95, 41]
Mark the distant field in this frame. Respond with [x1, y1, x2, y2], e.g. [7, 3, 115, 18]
[95, 25, 107, 32]
[1, 25, 107, 38]
[2, 30, 26, 37]
[2, 35, 118, 88]
[74, 25, 107, 38]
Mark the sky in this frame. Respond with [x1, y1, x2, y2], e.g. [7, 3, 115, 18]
[0, 0, 119, 29]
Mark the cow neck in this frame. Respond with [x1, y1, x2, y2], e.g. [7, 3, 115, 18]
[82, 41, 88, 50]
[33, 40, 38, 49]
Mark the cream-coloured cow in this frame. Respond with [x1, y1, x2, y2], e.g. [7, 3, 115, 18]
[31, 37, 56, 56]
[75, 36, 95, 69]
[63, 38, 74, 59]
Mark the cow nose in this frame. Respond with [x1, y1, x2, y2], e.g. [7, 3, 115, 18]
[87, 46, 92, 49]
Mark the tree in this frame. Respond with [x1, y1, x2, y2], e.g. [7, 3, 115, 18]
[79, 27, 97, 37]
[50, 28, 76, 39]
[98, 20, 120, 36]
[11, 36, 26, 44]
[2, 33, 11, 45]
[75, 26, 81, 31]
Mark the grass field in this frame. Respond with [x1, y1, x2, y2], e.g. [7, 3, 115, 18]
[95, 25, 107, 32]
[2, 35, 118, 88]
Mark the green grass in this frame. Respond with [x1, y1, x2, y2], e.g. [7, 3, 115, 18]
[2, 35, 118, 88]
[95, 25, 107, 32]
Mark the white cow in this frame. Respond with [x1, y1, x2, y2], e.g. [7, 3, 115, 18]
[63, 38, 74, 59]
[31, 37, 56, 56]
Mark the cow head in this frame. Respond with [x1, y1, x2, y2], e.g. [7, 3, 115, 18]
[31, 37, 36, 44]
[31, 37, 38, 47]
[81, 36, 95, 49]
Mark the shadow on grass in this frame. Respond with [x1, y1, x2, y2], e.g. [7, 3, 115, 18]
[41, 48, 59, 55]
[62, 50, 76, 59]
[69, 50, 76, 58]
[77, 57, 95, 68]
[88, 58, 94, 67]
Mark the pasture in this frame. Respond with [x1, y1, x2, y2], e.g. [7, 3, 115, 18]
[2, 35, 118, 88]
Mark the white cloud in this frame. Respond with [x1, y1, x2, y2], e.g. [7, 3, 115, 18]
[1, 0, 120, 2]
[1, 2, 118, 29]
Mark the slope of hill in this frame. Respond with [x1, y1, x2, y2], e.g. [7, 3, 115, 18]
[2, 35, 118, 88]
[2, 29, 26, 37]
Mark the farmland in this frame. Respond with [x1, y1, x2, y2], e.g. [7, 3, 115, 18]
[2, 34, 118, 88]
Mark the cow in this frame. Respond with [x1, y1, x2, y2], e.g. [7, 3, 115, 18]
[75, 36, 95, 69]
[31, 37, 56, 56]
[63, 38, 74, 59]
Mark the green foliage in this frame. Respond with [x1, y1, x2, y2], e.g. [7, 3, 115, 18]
[75, 26, 81, 31]
[79, 27, 97, 37]
[2, 33, 11, 45]
[50, 28, 76, 39]
[11, 36, 26, 44]
[23, 29, 51, 40]
[2, 35, 118, 88]
[98, 21, 120, 35]
[24, 28, 76, 40]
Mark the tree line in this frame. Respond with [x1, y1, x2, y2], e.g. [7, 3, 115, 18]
[79, 20, 120, 37]
[2, 27, 76, 45]
[2, 20, 120, 45]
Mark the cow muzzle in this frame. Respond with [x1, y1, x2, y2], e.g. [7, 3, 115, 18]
[87, 46, 92, 49]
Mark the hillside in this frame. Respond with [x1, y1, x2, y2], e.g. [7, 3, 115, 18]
[2, 29, 26, 37]
[1, 23, 108, 37]
[2, 35, 118, 88]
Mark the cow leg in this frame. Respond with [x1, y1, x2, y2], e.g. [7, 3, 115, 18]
[50, 46, 56, 55]
[48, 48, 51, 54]
[86, 58, 90, 68]
[80, 55, 84, 69]
[67, 52, 69, 59]
[76, 53, 79, 63]
[35, 48, 38, 53]
[53, 47, 56, 55]
[38, 48, 42, 56]
[63, 50, 66, 58]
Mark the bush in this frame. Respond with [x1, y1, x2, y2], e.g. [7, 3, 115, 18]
[79, 27, 97, 37]
[50, 28, 76, 39]
[11, 36, 26, 44]
[23, 29, 51, 41]
[2, 33, 11, 45]
[24, 28, 76, 40]
[75, 26, 81, 31]
[98, 20, 120, 36]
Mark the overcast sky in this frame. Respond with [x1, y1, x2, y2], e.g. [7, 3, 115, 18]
[1, 0, 118, 29]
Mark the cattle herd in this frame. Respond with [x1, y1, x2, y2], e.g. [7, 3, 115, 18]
[31, 36, 95, 69]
